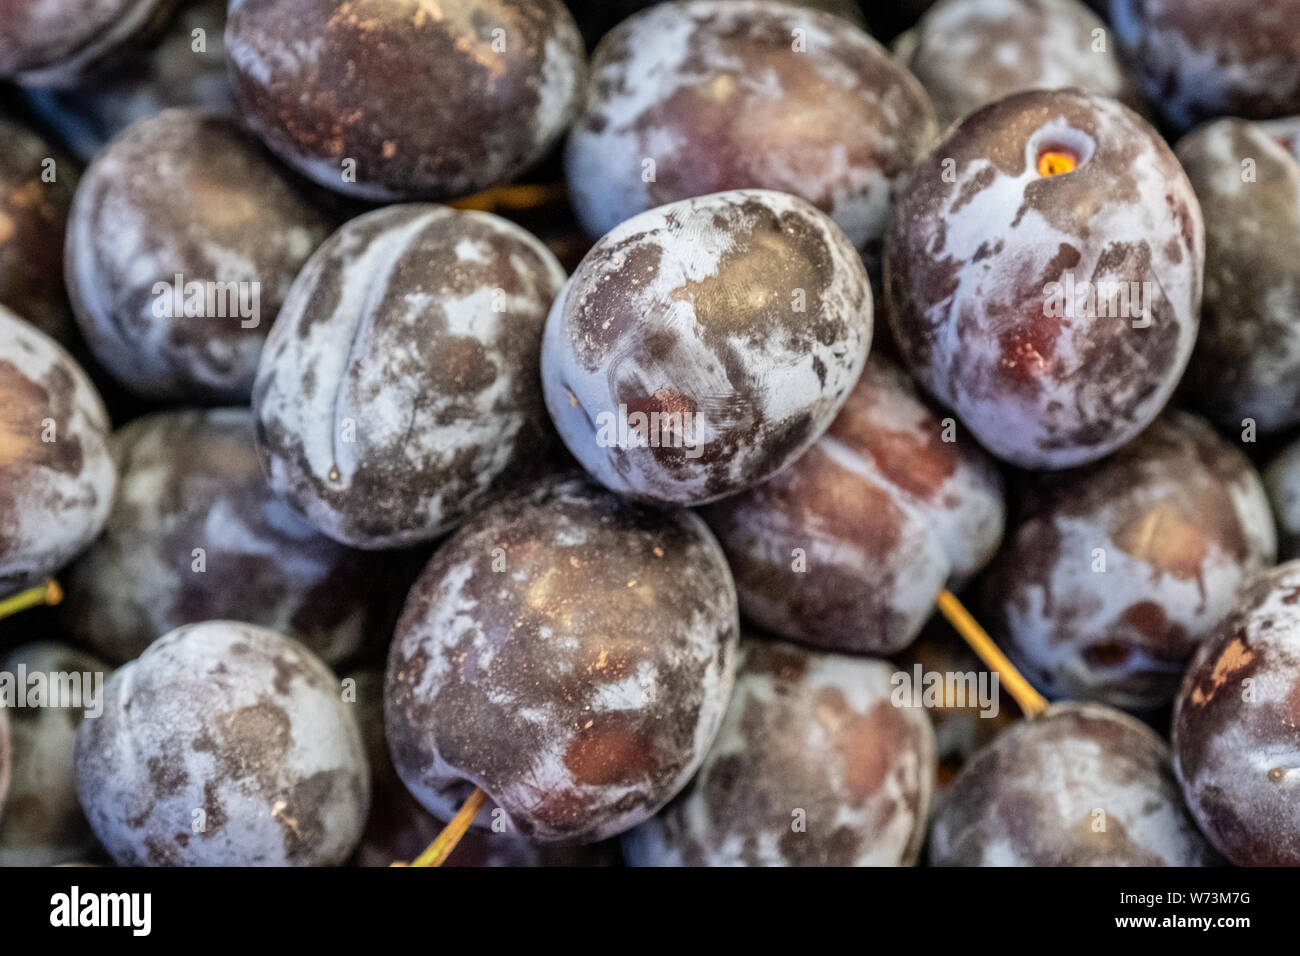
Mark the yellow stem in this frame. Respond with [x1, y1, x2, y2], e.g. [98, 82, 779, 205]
[935, 589, 1048, 718]
[395, 787, 488, 868]
[0, 580, 62, 621]
[450, 183, 568, 213]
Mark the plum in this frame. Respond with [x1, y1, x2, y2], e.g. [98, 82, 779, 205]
[982, 411, 1276, 711]
[1173, 561, 1300, 866]
[703, 353, 1004, 654]
[253, 203, 567, 549]
[885, 88, 1203, 468]
[0, 306, 115, 594]
[384, 473, 739, 844]
[60, 408, 409, 665]
[566, 0, 937, 260]
[930, 702, 1221, 865]
[543, 188, 872, 505]
[226, 0, 585, 200]
[0, 0, 176, 87]
[623, 637, 935, 866]
[75, 620, 369, 866]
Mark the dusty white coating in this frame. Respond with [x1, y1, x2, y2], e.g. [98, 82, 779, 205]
[565, 0, 937, 248]
[622, 642, 935, 866]
[0, 306, 115, 591]
[930, 701, 1220, 865]
[384, 474, 739, 844]
[74, 621, 369, 866]
[888, 90, 1202, 468]
[902, 0, 1132, 127]
[542, 188, 872, 505]
[254, 203, 567, 548]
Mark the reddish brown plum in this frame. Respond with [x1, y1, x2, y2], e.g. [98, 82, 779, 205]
[1176, 117, 1300, 432]
[930, 702, 1221, 865]
[895, 0, 1138, 128]
[75, 621, 370, 867]
[65, 108, 334, 402]
[346, 668, 618, 867]
[982, 412, 1276, 711]
[253, 204, 567, 549]
[0, 306, 115, 594]
[1111, 0, 1300, 130]
[0, 642, 108, 866]
[884, 88, 1203, 469]
[0, 118, 78, 345]
[543, 189, 872, 506]
[566, 0, 937, 261]
[384, 473, 739, 845]
[59, 408, 410, 666]
[0, 0, 176, 87]
[1173, 561, 1300, 866]
[703, 354, 1004, 654]
[622, 637, 935, 866]
[226, 0, 585, 200]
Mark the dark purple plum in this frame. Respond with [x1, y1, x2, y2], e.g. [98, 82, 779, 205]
[384, 473, 739, 845]
[60, 408, 409, 666]
[703, 354, 1003, 654]
[543, 189, 872, 506]
[0, 306, 115, 594]
[931, 702, 1221, 865]
[1173, 561, 1300, 866]
[566, 0, 937, 260]
[226, 0, 585, 200]
[0, 0, 176, 87]
[885, 88, 1203, 468]
[623, 637, 935, 866]
[65, 108, 334, 402]
[982, 411, 1276, 711]
[253, 203, 567, 549]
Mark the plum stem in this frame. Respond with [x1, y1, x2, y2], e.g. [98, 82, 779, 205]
[395, 787, 489, 868]
[0, 579, 62, 621]
[936, 589, 1048, 718]
[450, 183, 568, 213]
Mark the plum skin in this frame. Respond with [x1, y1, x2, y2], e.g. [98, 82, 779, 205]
[884, 87, 1203, 469]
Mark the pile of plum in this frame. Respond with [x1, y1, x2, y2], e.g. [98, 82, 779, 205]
[0, 0, 1298, 867]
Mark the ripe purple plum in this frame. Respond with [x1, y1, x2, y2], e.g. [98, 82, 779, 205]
[253, 204, 567, 549]
[1173, 561, 1300, 866]
[982, 411, 1276, 711]
[543, 189, 872, 506]
[0, 306, 115, 594]
[384, 473, 739, 844]
[226, 0, 584, 200]
[884, 88, 1203, 469]
[60, 408, 410, 665]
[703, 354, 1003, 654]
[75, 621, 369, 866]
[566, 0, 937, 259]
[623, 637, 935, 866]
[931, 702, 1222, 865]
